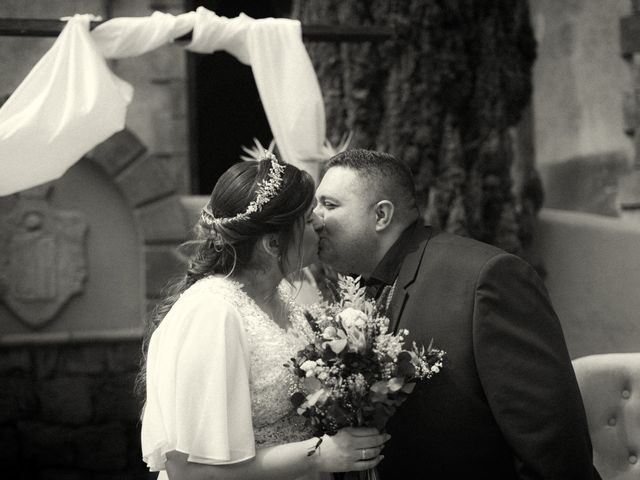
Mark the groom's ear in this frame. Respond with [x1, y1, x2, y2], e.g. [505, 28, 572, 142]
[374, 200, 395, 232]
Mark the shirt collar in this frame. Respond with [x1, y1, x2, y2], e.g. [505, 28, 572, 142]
[366, 220, 420, 286]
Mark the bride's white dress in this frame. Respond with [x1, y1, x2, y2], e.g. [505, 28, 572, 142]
[141, 275, 324, 480]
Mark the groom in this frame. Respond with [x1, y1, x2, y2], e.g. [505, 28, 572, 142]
[313, 149, 601, 479]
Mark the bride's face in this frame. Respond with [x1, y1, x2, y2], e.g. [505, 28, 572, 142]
[284, 200, 320, 272]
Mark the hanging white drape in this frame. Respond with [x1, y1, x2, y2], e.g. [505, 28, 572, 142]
[0, 7, 326, 196]
[0, 15, 132, 195]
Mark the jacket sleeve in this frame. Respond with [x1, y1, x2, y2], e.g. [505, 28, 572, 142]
[473, 253, 600, 480]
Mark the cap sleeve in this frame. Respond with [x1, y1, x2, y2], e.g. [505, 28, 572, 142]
[142, 289, 255, 470]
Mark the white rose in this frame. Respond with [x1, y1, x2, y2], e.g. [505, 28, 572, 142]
[300, 360, 317, 372]
[338, 307, 368, 330]
[337, 308, 369, 354]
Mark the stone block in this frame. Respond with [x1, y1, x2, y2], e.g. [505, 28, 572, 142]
[144, 80, 188, 119]
[618, 169, 640, 207]
[153, 115, 188, 155]
[109, 1, 154, 16]
[167, 80, 188, 117]
[38, 468, 85, 480]
[106, 342, 142, 374]
[34, 348, 60, 379]
[18, 421, 75, 467]
[135, 196, 189, 243]
[622, 90, 637, 136]
[169, 153, 191, 194]
[88, 130, 146, 177]
[59, 344, 106, 375]
[92, 472, 149, 480]
[540, 151, 632, 217]
[74, 423, 127, 471]
[0, 348, 32, 375]
[145, 246, 186, 297]
[180, 195, 209, 225]
[93, 375, 142, 423]
[0, 425, 20, 466]
[147, 0, 185, 15]
[116, 154, 177, 207]
[0, 377, 38, 423]
[39, 377, 93, 425]
[147, 44, 186, 81]
[125, 424, 147, 474]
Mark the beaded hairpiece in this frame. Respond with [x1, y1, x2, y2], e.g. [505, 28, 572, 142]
[200, 140, 286, 228]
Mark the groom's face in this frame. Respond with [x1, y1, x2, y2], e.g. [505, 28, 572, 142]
[314, 166, 377, 274]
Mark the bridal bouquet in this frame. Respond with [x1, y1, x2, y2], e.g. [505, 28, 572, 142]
[287, 275, 445, 471]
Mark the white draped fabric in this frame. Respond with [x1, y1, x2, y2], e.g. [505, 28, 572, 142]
[91, 11, 196, 59]
[0, 15, 132, 195]
[0, 7, 326, 196]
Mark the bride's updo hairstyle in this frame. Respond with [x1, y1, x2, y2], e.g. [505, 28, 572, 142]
[196, 159, 314, 275]
[136, 157, 315, 397]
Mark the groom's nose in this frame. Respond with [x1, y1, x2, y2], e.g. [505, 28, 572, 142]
[311, 207, 324, 231]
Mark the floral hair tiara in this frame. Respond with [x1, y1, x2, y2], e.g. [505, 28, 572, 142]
[200, 140, 286, 228]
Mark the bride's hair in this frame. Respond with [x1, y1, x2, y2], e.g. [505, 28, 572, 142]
[135, 159, 315, 398]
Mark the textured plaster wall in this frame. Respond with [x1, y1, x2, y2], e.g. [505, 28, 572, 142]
[529, 0, 634, 215]
[530, 0, 633, 166]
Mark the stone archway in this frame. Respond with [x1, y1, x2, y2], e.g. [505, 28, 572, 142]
[86, 128, 191, 309]
[0, 128, 191, 343]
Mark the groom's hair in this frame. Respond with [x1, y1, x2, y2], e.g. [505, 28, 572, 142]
[326, 149, 418, 215]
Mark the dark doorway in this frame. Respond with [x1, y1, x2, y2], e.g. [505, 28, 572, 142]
[186, 0, 293, 194]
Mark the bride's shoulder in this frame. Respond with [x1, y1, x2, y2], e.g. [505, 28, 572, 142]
[193, 275, 279, 318]
[190, 275, 242, 294]
[178, 275, 245, 309]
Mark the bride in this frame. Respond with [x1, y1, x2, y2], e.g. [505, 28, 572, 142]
[139, 151, 388, 480]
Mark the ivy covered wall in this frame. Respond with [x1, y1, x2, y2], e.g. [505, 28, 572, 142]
[293, 0, 540, 257]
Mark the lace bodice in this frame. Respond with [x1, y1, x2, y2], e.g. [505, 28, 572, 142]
[193, 276, 315, 448]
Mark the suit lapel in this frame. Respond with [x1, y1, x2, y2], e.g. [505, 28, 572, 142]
[388, 225, 432, 334]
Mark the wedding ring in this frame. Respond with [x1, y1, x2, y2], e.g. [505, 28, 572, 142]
[361, 449, 367, 460]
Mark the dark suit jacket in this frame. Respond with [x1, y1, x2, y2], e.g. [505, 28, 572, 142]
[377, 224, 600, 479]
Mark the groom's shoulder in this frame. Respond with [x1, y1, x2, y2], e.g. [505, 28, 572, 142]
[419, 228, 509, 274]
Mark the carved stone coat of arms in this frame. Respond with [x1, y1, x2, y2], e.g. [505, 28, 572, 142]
[0, 184, 88, 329]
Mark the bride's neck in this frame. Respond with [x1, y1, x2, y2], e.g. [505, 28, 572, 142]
[233, 266, 288, 329]
[233, 265, 283, 304]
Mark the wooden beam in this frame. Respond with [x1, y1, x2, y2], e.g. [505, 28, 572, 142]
[0, 18, 393, 42]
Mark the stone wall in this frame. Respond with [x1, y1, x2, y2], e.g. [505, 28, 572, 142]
[0, 127, 192, 478]
[0, 128, 191, 478]
[0, 2, 191, 477]
[0, 341, 151, 479]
